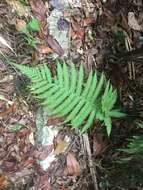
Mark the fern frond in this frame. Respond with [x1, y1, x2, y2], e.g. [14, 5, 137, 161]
[12, 61, 124, 135]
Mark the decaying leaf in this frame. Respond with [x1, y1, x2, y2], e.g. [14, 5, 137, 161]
[128, 12, 142, 31]
[15, 19, 27, 32]
[0, 102, 16, 118]
[54, 139, 69, 155]
[0, 36, 14, 54]
[46, 34, 64, 56]
[0, 174, 8, 189]
[64, 152, 80, 176]
[28, 0, 47, 21]
[93, 132, 108, 156]
[37, 45, 53, 54]
[71, 20, 84, 40]
[36, 174, 51, 190]
[6, 0, 29, 17]
[0, 94, 13, 105]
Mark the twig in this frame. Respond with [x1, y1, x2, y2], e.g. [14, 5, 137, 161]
[82, 133, 99, 190]
[125, 36, 135, 80]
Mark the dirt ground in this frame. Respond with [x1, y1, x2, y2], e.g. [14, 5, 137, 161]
[0, 0, 143, 190]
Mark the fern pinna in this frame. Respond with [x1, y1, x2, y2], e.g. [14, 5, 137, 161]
[12, 61, 125, 135]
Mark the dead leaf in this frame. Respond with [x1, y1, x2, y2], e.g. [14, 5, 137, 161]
[34, 145, 53, 160]
[83, 17, 94, 26]
[71, 21, 84, 40]
[0, 102, 16, 118]
[128, 12, 141, 31]
[54, 140, 69, 155]
[15, 19, 27, 32]
[36, 174, 51, 190]
[16, 128, 31, 138]
[37, 45, 53, 54]
[28, 0, 47, 22]
[6, 0, 29, 17]
[64, 152, 80, 176]
[0, 174, 8, 189]
[0, 36, 14, 54]
[93, 132, 108, 156]
[46, 34, 64, 56]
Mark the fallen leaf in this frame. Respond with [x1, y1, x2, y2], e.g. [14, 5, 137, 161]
[15, 19, 27, 32]
[0, 36, 15, 54]
[34, 145, 53, 160]
[0, 94, 13, 105]
[128, 12, 141, 31]
[0, 102, 16, 118]
[22, 159, 35, 168]
[6, 0, 29, 17]
[28, 0, 47, 22]
[0, 174, 8, 189]
[93, 132, 108, 156]
[54, 140, 69, 155]
[36, 174, 51, 190]
[46, 34, 64, 56]
[71, 20, 85, 40]
[37, 45, 53, 54]
[83, 17, 94, 26]
[64, 152, 80, 176]
[16, 128, 31, 138]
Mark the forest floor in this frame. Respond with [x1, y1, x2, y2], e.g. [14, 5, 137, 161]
[0, 0, 143, 190]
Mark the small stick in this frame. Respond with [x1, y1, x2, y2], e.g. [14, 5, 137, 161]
[82, 133, 99, 190]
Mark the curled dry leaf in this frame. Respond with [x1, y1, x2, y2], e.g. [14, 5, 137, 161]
[64, 152, 80, 176]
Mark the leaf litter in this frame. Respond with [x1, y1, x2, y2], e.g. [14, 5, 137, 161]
[1, 0, 143, 189]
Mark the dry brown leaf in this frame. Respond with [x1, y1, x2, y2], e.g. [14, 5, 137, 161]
[37, 45, 53, 54]
[6, 0, 29, 17]
[71, 20, 85, 40]
[36, 174, 51, 190]
[0, 102, 17, 118]
[46, 34, 64, 56]
[0, 174, 8, 189]
[64, 152, 80, 176]
[83, 17, 94, 26]
[28, 0, 47, 22]
[34, 145, 53, 160]
[93, 132, 108, 156]
[15, 19, 27, 32]
[54, 140, 69, 155]
[128, 12, 141, 31]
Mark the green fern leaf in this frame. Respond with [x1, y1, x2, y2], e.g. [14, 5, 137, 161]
[11, 61, 124, 135]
